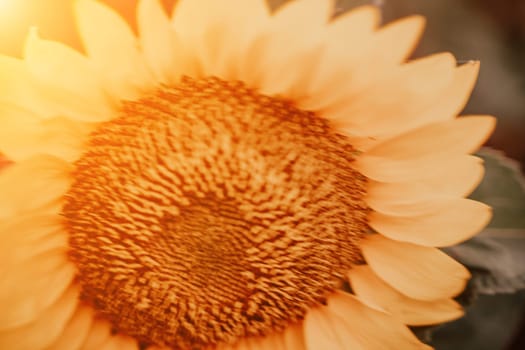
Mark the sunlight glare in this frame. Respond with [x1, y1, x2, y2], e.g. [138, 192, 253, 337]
[0, 0, 15, 11]
[0, 0, 21, 22]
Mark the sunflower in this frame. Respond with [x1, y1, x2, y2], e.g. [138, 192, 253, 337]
[0, 0, 495, 349]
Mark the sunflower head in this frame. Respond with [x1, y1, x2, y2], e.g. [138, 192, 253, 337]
[0, 0, 495, 349]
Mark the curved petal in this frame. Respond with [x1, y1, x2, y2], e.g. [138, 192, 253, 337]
[304, 305, 362, 350]
[0, 285, 80, 350]
[238, 0, 331, 94]
[348, 265, 464, 326]
[79, 319, 113, 350]
[0, 105, 94, 162]
[354, 153, 477, 183]
[172, 0, 269, 42]
[145, 346, 171, 350]
[24, 28, 114, 122]
[0, 214, 67, 265]
[0, 55, 100, 119]
[367, 195, 456, 217]
[344, 61, 483, 152]
[369, 15, 425, 66]
[172, 0, 269, 80]
[364, 115, 496, 160]
[0, 251, 75, 330]
[329, 15, 426, 101]
[232, 333, 286, 350]
[413, 60, 480, 125]
[75, 0, 155, 100]
[98, 334, 139, 350]
[366, 155, 485, 203]
[305, 292, 431, 349]
[327, 53, 455, 135]
[137, 0, 198, 83]
[221, 324, 306, 349]
[282, 322, 307, 350]
[369, 198, 492, 247]
[0, 213, 74, 330]
[0, 155, 72, 219]
[362, 235, 471, 301]
[44, 305, 94, 350]
[297, 5, 380, 110]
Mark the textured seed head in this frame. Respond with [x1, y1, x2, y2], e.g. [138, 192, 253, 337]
[62, 77, 368, 349]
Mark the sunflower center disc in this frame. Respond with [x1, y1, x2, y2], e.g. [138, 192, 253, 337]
[62, 77, 368, 349]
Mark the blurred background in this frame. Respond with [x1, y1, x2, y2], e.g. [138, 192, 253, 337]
[0, 0, 524, 349]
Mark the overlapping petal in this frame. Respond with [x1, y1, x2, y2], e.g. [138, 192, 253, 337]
[75, 0, 155, 99]
[304, 291, 431, 349]
[0, 214, 73, 330]
[44, 305, 94, 350]
[0, 286, 80, 350]
[369, 198, 492, 246]
[0, 155, 72, 218]
[24, 28, 115, 122]
[138, 0, 199, 83]
[172, 0, 269, 80]
[348, 265, 464, 325]
[0, 105, 95, 162]
[0, 0, 495, 349]
[362, 235, 471, 300]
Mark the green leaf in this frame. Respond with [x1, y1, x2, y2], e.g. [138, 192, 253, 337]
[445, 148, 525, 295]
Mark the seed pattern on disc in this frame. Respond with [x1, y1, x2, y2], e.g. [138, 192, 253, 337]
[62, 77, 368, 349]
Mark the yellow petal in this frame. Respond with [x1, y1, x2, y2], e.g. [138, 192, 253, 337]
[24, 28, 114, 122]
[348, 265, 464, 326]
[300, 13, 423, 113]
[330, 15, 426, 100]
[354, 152, 469, 183]
[342, 61, 483, 152]
[259, 44, 324, 98]
[282, 323, 307, 350]
[369, 198, 492, 247]
[172, 0, 269, 79]
[0, 213, 68, 268]
[145, 346, 171, 350]
[364, 116, 497, 160]
[137, 0, 198, 83]
[0, 105, 94, 162]
[367, 195, 455, 217]
[260, 0, 334, 95]
[297, 5, 380, 110]
[44, 305, 94, 350]
[362, 235, 471, 300]
[328, 53, 455, 135]
[328, 5, 380, 34]
[231, 333, 287, 350]
[371, 15, 425, 63]
[0, 55, 99, 119]
[415, 60, 480, 125]
[240, 0, 331, 94]
[75, 0, 155, 100]
[0, 285, 79, 350]
[0, 243, 75, 330]
[268, 0, 333, 36]
[224, 326, 304, 350]
[366, 155, 484, 203]
[0, 155, 72, 219]
[79, 319, 113, 350]
[304, 305, 363, 350]
[172, 0, 269, 42]
[99, 335, 138, 350]
[318, 291, 431, 349]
